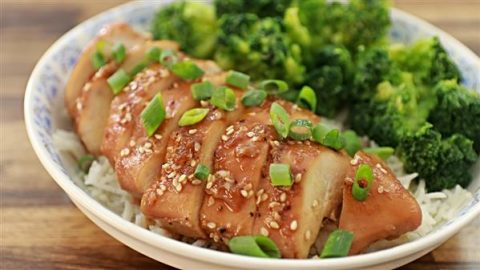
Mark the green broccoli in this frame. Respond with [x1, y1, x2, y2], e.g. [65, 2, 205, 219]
[390, 37, 461, 86]
[428, 80, 480, 152]
[398, 123, 478, 191]
[215, 0, 292, 17]
[151, 1, 217, 58]
[214, 14, 305, 84]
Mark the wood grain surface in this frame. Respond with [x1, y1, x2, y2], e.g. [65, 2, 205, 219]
[1, 1, 479, 269]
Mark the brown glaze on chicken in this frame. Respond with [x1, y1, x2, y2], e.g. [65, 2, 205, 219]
[339, 151, 422, 254]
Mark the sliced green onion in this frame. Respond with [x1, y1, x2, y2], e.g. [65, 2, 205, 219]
[226, 70, 250, 90]
[320, 229, 354, 258]
[178, 108, 209, 126]
[269, 163, 292, 186]
[288, 119, 312, 141]
[95, 40, 108, 53]
[363, 147, 394, 160]
[171, 60, 204, 80]
[296, 86, 317, 112]
[343, 130, 362, 157]
[112, 43, 126, 64]
[129, 61, 148, 77]
[159, 49, 178, 68]
[107, 69, 131, 95]
[78, 154, 95, 173]
[228, 235, 280, 258]
[352, 164, 374, 201]
[260, 80, 289, 95]
[146, 46, 161, 62]
[194, 164, 210, 180]
[91, 51, 106, 70]
[270, 102, 290, 139]
[241, 90, 267, 107]
[278, 90, 299, 102]
[312, 124, 345, 150]
[191, 81, 214, 101]
[141, 93, 166, 137]
[210, 86, 236, 111]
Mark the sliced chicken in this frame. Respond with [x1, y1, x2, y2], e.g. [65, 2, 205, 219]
[338, 151, 422, 254]
[74, 41, 179, 155]
[65, 23, 147, 115]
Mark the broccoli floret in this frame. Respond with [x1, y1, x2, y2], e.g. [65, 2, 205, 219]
[214, 14, 305, 84]
[215, 0, 292, 17]
[151, 1, 217, 58]
[390, 37, 461, 86]
[428, 80, 480, 152]
[304, 45, 353, 117]
[398, 123, 478, 191]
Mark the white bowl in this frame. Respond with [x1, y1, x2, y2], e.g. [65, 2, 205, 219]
[25, 1, 480, 269]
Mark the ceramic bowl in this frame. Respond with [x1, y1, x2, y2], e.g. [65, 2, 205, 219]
[25, 1, 480, 269]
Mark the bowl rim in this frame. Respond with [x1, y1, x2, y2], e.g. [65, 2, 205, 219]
[24, 1, 480, 269]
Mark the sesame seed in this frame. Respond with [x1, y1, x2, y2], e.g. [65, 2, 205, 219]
[269, 202, 280, 209]
[224, 177, 234, 183]
[83, 83, 92, 92]
[175, 183, 182, 192]
[240, 190, 248, 198]
[261, 193, 268, 202]
[273, 140, 280, 146]
[280, 192, 287, 202]
[273, 212, 281, 221]
[252, 136, 259, 142]
[189, 129, 197, 134]
[200, 100, 209, 107]
[129, 140, 136, 147]
[295, 173, 302, 183]
[269, 221, 280, 229]
[207, 222, 216, 229]
[290, 220, 298, 231]
[144, 142, 152, 149]
[378, 186, 384, 194]
[247, 131, 255, 138]
[248, 190, 254, 197]
[227, 125, 234, 131]
[168, 172, 176, 179]
[76, 100, 83, 111]
[256, 189, 265, 196]
[208, 196, 214, 206]
[206, 181, 213, 189]
[244, 183, 253, 191]
[160, 184, 166, 191]
[305, 230, 311, 240]
[178, 174, 187, 183]
[120, 148, 130, 157]
[217, 170, 229, 178]
[190, 160, 197, 167]
[260, 227, 269, 236]
[312, 199, 319, 208]
[222, 135, 229, 141]
[155, 189, 164, 196]
[194, 142, 201, 152]
[192, 180, 202, 185]
[154, 134, 163, 140]
[226, 128, 234, 135]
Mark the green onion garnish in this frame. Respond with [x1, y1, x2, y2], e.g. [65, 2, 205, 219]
[191, 81, 214, 101]
[312, 124, 345, 150]
[194, 164, 210, 180]
[78, 154, 95, 173]
[269, 163, 292, 186]
[320, 229, 354, 258]
[210, 86, 236, 111]
[363, 147, 394, 160]
[91, 51, 106, 70]
[171, 61, 204, 80]
[296, 86, 317, 112]
[288, 119, 312, 141]
[352, 164, 374, 201]
[141, 93, 166, 137]
[270, 102, 290, 139]
[241, 90, 267, 107]
[146, 46, 161, 62]
[107, 69, 131, 95]
[226, 70, 250, 90]
[112, 43, 126, 64]
[129, 61, 148, 77]
[159, 49, 178, 68]
[343, 130, 362, 157]
[178, 108, 209, 126]
[260, 79, 288, 95]
[228, 235, 281, 258]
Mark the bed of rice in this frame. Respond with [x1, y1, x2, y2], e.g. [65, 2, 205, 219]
[52, 129, 473, 256]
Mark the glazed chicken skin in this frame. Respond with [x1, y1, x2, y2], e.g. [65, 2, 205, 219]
[67, 23, 423, 259]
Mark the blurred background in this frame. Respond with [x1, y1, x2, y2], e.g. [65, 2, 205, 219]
[1, 0, 479, 269]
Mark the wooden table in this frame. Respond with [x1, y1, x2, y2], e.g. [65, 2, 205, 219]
[1, 1, 479, 269]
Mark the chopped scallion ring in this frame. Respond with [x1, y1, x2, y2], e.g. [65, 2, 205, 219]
[260, 80, 288, 95]
[320, 229, 354, 258]
[352, 164, 374, 201]
[171, 60, 204, 80]
[159, 49, 178, 68]
[210, 86, 236, 111]
[112, 43, 126, 64]
[312, 124, 345, 150]
[269, 163, 292, 186]
[178, 108, 209, 126]
[91, 51, 106, 70]
[228, 235, 281, 258]
[226, 70, 250, 90]
[241, 90, 267, 107]
[194, 164, 210, 180]
[129, 61, 148, 77]
[343, 130, 362, 157]
[270, 102, 290, 139]
[146, 46, 161, 62]
[191, 81, 214, 101]
[288, 119, 312, 141]
[107, 69, 131, 95]
[78, 155, 95, 173]
[141, 93, 166, 137]
[296, 86, 317, 112]
[363, 147, 394, 160]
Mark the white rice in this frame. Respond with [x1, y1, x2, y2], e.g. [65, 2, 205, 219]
[53, 129, 474, 255]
